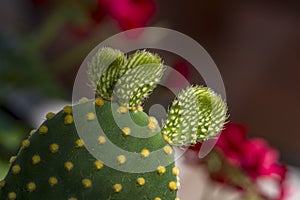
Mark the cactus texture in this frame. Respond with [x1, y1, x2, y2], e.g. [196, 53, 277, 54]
[0, 48, 227, 200]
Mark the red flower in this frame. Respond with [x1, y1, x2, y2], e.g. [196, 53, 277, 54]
[188, 123, 288, 200]
[98, 0, 156, 30]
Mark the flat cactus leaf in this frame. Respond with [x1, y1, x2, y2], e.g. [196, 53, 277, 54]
[0, 100, 178, 200]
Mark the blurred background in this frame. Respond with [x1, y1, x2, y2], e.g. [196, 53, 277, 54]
[0, 0, 299, 197]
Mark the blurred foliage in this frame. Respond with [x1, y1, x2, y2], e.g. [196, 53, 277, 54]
[0, 0, 142, 179]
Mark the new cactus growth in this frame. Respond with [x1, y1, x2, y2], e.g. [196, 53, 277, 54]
[0, 48, 227, 200]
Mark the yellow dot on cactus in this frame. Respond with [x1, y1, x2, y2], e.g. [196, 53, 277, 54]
[39, 125, 48, 134]
[27, 182, 36, 192]
[97, 136, 106, 144]
[68, 197, 77, 200]
[136, 177, 145, 186]
[137, 106, 143, 111]
[154, 197, 161, 200]
[117, 155, 126, 165]
[64, 161, 74, 171]
[172, 167, 180, 176]
[163, 134, 172, 144]
[169, 181, 178, 191]
[75, 139, 85, 148]
[122, 127, 131, 136]
[29, 129, 36, 136]
[157, 166, 166, 175]
[64, 114, 74, 125]
[32, 155, 41, 165]
[9, 156, 17, 164]
[163, 145, 173, 155]
[86, 112, 96, 121]
[94, 160, 104, 170]
[118, 106, 128, 113]
[0, 180, 5, 188]
[27, 182, 37, 192]
[8, 192, 16, 200]
[95, 97, 104, 106]
[46, 112, 55, 120]
[175, 197, 180, 200]
[63, 105, 72, 114]
[113, 184, 122, 192]
[140, 149, 150, 158]
[49, 143, 59, 153]
[79, 97, 89, 103]
[48, 177, 58, 186]
[148, 116, 158, 132]
[82, 178, 92, 188]
[12, 165, 21, 174]
[22, 139, 30, 148]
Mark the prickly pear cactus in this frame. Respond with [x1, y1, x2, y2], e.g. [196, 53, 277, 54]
[0, 48, 227, 200]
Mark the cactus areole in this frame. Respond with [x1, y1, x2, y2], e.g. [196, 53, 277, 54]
[0, 48, 227, 200]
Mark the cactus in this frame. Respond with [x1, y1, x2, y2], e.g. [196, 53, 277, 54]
[0, 48, 227, 200]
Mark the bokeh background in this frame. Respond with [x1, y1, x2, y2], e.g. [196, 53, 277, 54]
[0, 0, 299, 188]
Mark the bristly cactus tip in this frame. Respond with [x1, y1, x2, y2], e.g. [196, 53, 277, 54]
[88, 47, 164, 109]
[162, 85, 228, 146]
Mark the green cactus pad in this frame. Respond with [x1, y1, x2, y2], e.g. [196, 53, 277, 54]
[0, 99, 179, 200]
[0, 48, 228, 200]
[162, 86, 228, 146]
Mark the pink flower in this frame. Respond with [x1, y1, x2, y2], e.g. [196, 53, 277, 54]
[98, 0, 156, 30]
[216, 124, 286, 181]
[188, 123, 288, 200]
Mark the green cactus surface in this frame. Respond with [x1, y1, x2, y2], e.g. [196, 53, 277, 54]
[0, 47, 227, 200]
[0, 99, 178, 200]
